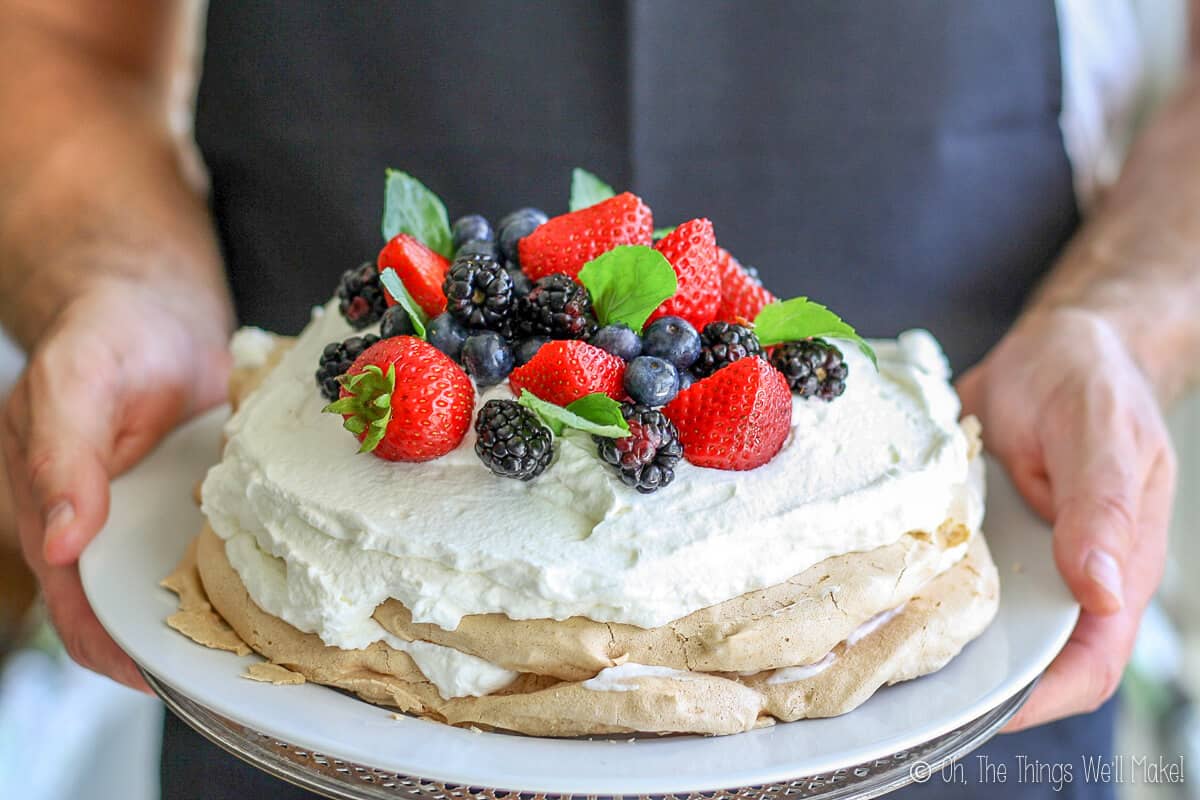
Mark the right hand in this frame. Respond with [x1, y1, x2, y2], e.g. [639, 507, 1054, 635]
[2, 279, 230, 690]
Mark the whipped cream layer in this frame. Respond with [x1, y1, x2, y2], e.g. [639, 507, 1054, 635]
[225, 530, 517, 698]
[202, 302, 981, 648]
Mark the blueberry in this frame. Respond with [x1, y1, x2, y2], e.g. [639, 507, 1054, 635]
[677, 370, 695, 392]
[456, 238, 502, 263]
[379, 305, 415, 339]
[589, 324, 643, 362]
[514, 336, 549, 366]
[461, 331, 514, 387]
[497, 208, 548, 264]
[506, 265, 533, 299]
[452, 215, 494, 251]
[624, 356, 680, 407]
[642, 316, 701, 370]
[426, 313, 469, 361]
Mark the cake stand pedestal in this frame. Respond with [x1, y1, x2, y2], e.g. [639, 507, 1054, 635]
[145, 669, 1035, 800]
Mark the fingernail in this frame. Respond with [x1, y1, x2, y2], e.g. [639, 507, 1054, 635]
[1084, 549, 1124, 609]
[44, 501, 76, 544]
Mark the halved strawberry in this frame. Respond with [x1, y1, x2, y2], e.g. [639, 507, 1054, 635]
[716, 246, 776, 322]
[377, 234, 450, 317]
[646, 219, 721, 330]
[508, 340, 625, 408]
[663, 356, 791, 470]
[518, 193, 653, 281]
[327, 336, 474, 462]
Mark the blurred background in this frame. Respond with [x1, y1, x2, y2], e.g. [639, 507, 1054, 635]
[1, 1, 1198, 798]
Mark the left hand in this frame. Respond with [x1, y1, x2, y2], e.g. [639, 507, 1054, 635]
[956, 307, 1176, 731]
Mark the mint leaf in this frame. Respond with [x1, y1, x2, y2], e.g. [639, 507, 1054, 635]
[577, 246, 677, 334]
[569, 168, 616, 212]
[378, 268, 428, 339]
[323, 363, 396, 453]
[517, 390, 630, 438]
[754, 297, 877, 367]
[564, 394, 630, 434]
[653, 225, 677, 240]
[381, 169, 453, 258]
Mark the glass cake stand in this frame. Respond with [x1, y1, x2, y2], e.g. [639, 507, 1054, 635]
[145, 668, 1036, 800]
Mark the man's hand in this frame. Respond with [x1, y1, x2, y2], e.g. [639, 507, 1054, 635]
[2, 279, 230, 691]
[957, 308, 1177, 730]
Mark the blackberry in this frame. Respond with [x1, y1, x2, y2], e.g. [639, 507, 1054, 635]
[452, 215, 493, 251]
[506, 264, 533, 299]
[691, 321, 763, 378]
[474, 399, 553, 480]
[315, 334, 379, 401]
[444, 253, 515, 330]
[770, 339, 849, 401]
[336, 262, 388, 329]
[593, 404, 683, 494]
[516, 273, 597, 340]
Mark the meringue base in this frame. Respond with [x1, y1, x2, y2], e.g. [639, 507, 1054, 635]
[163, 524, 998, 737]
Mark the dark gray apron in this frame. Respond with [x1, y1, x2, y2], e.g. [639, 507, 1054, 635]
[171, 2, 1111, 798]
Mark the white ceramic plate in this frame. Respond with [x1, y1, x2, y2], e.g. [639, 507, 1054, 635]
[80, 407, 1078, 795]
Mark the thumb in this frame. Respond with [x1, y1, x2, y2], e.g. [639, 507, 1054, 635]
[16, 359, 116, 566]
[1043, 409, 1137, 616]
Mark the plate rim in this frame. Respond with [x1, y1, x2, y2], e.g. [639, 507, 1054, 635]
[80, 406, 1080, 795]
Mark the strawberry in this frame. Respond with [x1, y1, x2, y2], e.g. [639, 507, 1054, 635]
[716, 246, 776, 322]
[646, 219, 721, 330]
[508, 340, 625, 408]
[517, 193, 653, 281]
[326, 336, 474, 462]
[377, 234, 450, 318]
[663, 356, 791, 470]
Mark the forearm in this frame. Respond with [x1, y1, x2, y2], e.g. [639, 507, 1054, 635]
[0, 4, 232, 351]
[1031, 66, 1200, 407]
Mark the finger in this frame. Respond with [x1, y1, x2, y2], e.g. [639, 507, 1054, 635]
[1041, 388, 1141, 615]
[3, 421, 148, 694]
[1005, 452, 1054, 522]
[40, 561, 151, 694]
[955, 366, 984, 419]
[1003, 445, 1171, 732]
[17, 350, 117, 565]
[1129, 447, 1175, 600]
[1001, 605, 1137, 732]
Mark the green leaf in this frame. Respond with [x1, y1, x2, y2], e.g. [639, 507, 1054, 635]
[753, 297, 878, 367]
[577, 246, 677, 334]
[569, 168, 616, 212]
[378, 268, 428, 339]
[381, 169, 453, 258]
[652, 225, 677, 240]
[322, 363, 396, 453]
[517, 390, 631, 438]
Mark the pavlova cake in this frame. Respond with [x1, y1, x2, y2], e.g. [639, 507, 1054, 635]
[163, 169, 999, 736]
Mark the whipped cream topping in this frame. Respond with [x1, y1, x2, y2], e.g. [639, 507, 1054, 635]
[202, 302, 981, 654]
[229, 327, 278, 370]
